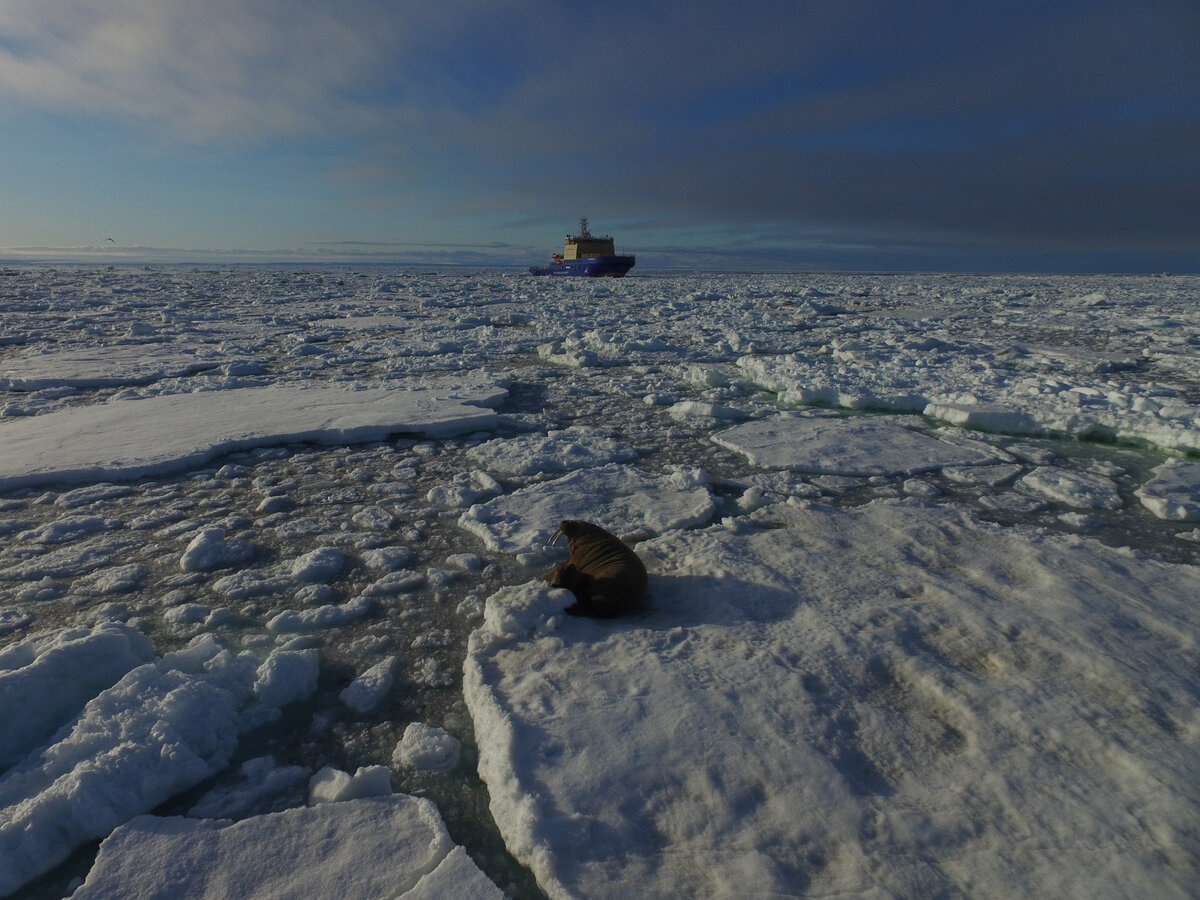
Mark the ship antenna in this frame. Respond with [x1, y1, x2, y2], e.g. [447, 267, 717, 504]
[579, 216, 590, 238]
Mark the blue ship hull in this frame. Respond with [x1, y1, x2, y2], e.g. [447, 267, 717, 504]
[529, 255, 635, 277]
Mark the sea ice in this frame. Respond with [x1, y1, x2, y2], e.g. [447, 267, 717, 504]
[465, 499, 1200, 899]
[266, 596, 373, 633]
[0, 635, 319, 896]
[0, 623, 154, 770]
[1136, 457, 1200, 521]
[187, 755, 310, 820]
[393, 722, 462, 772]
[1, 269, 1198, 898]
[1016, 465, 1122, 509]
[712, 413, 999, 475]
[17, 514, 122, 545]
[0, 380, 506, 491]
[180, 526, 257, 572]
[737, 331, 1200, 454]
[466, 427, 640, 477]
[290, 546, 347, 582]
[308, 765, 393, 804]
[340, 656, 397, 714]
[71, 794, 501, 899]
[0, 345, 222, 390]
[404, 845, 505, 900]
[458, 463, 715, 556]
[924, 401, 1041, 434]
[0, 609, 33, 636]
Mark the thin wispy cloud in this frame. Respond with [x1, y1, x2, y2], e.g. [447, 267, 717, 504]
[0, 0, 403, 140]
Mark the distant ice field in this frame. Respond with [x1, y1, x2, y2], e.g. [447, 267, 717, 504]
[0, 267, 1198, 899]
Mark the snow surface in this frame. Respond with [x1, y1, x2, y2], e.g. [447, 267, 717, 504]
[0, 267, 1198, 898]
[393, 722, 462, 772]
[0, 623, 154, 770]
[712, 412, 1001, 475]
[72, 794, 502, 899]
[465, 501, 1200, 898]
[1137, 457, 1200, 521]
[0, 635, 319, 894]
[0, 380, 505, 491]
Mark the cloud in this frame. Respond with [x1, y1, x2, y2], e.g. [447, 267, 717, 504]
[1, 0, 1196, 268]
[0, 0, 407, 140]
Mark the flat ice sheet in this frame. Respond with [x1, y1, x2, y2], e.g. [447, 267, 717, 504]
[466, 427, 639, 477]
[712, 413, 999, 475]
[0, 345, 222, 390]
[458, 463, 715, 555]
[0, 381, 505, 490]
[72, 795, 502, 899]
[465, 500, 1200, 899]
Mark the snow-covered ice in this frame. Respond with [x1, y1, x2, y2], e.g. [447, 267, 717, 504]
[465, 501, 1200, 897]
[72, 794, 502, 899]
[0, 381, 505, 491]
[1, 267, 1198, 898]
[1137, 457, 1200, 521]
[393, 722, 462, 772]
[308, 764, 393, 804]
[340, 656, 397, 713]
[466, 427, 640, 477]
[712, 412, 1000, 475]
[0, 623, 154, 770]
[0, 634, 319, 894]
[0, 345, 223, 391]
[459, 463, 715, 556]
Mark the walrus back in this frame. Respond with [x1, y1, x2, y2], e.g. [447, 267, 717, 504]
[547, 520, 648, 617]
[565, 522, 645, 582]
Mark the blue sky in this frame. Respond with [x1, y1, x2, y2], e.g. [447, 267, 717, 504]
[1, 0, 1197, 271]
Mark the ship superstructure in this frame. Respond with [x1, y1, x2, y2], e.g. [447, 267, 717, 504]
[530, 218, 635, 277]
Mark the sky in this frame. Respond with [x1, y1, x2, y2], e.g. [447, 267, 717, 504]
[1, 0, 1197, 272]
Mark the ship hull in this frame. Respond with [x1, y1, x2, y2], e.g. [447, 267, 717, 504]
[529, 255, 635, 277]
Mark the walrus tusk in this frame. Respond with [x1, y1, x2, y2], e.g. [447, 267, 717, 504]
[542, 519, 647, 618]
[548, 524, 565, 547]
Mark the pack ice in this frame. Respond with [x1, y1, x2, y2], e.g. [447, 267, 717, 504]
[1, 268, 1198, 899]
[0, 633, 319, 895]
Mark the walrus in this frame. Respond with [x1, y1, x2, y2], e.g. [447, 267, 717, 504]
[543, 519, 648, 618]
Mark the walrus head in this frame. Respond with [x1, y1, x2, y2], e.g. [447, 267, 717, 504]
[548, 519, 596, 546]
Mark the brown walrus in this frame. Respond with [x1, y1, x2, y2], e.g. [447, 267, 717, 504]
[543, 520, 648, 618]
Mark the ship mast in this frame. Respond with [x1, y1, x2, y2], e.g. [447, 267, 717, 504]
[578, 216, 591, 239]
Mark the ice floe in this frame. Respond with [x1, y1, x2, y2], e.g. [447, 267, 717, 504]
[465, 499, 1200, 899]
[0, 380, 505, 491]
[393, 722, 462, 772]
[0, 345, 223, 391]
[466, 426, 640, 477]
[308, 765, 393, 804]
[0, 635, 319, 895]
[71, 794, 502, 899]
[712, 412, 1000, 475]
[1016, 465, 1123, 509]
[459, 463, 715, 556]
[340, 656, 397, 714]
[0, 623, 154, 770]
[1137, 457, 1200, 521]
